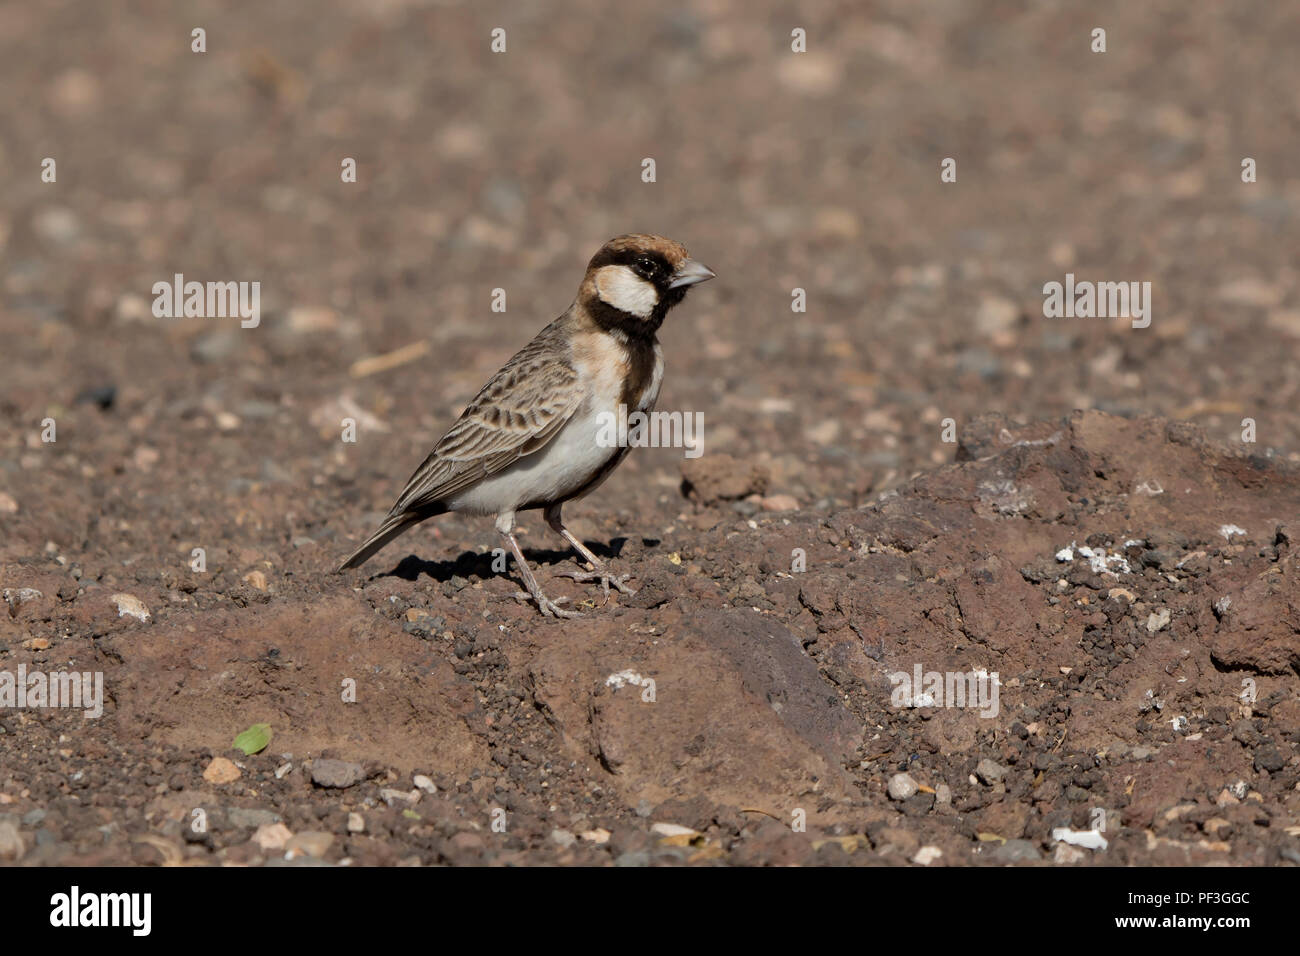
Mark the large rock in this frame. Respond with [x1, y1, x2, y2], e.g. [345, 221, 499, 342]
[528, 606, 863, 812]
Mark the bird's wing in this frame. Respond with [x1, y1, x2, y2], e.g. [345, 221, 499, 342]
[386, 331, 581, 515]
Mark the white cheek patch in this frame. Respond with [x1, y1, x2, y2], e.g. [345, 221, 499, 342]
[595, 265, 659, 318]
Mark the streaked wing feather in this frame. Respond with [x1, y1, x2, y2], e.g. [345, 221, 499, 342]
[387, 329, 579, 515]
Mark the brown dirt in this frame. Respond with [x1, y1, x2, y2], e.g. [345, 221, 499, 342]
[2, 1, 1299, 866]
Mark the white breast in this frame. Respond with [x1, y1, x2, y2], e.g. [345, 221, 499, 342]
[445, 342, 663, 518]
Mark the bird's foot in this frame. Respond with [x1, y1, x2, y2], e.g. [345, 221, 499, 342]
[514, 589, 581, 619]
[557, 567, 637, 601]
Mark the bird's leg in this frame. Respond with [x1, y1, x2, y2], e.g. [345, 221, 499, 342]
[501, 528, 579, 619]
[544, 504, 636, 600]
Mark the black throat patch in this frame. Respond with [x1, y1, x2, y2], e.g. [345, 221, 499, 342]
[586, 288, 685, 340]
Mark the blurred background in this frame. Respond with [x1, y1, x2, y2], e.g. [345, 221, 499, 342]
[2, 0, 1299, 555]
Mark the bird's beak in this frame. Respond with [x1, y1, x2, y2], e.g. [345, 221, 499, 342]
[668, 258, 716, 289]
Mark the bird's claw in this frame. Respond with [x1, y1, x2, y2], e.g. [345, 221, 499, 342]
[514, 590, 581, 619]
[557, 568, 637, 601]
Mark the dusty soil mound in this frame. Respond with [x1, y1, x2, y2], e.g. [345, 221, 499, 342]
[3, 410, 1297, 866]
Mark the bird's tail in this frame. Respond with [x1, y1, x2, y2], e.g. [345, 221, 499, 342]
[337, 512, 424, 571]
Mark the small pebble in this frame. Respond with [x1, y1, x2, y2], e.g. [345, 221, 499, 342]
[888, 772, 918, 801]
[111, 593, 151, 623]
[0, 822, 25, 862]
[253, 823, 293, 851]
[310, 759, 364, 789]
[912, 845, 943, 866]
[285, 831, 334, 859]
[202, 757, 240, 784]
[1145, 608, 1171, 633]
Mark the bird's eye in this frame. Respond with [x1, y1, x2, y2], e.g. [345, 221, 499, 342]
[633, 256, 657, 278]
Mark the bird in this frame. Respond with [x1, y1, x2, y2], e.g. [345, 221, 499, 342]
[338, 234, 715, 618]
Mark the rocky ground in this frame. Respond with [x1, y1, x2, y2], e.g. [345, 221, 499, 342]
[2, 1, 1300, 866]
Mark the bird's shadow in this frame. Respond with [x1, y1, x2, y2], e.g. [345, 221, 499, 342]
[376, 537, 631, 583]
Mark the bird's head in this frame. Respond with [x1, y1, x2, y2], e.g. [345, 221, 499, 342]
[580, 234, 714, 338]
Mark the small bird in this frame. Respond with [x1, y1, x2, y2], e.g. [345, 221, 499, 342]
[339, 234, 715, 617]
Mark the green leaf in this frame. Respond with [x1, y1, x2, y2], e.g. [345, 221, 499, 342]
[233, 723, 273, 755]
